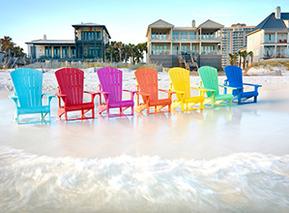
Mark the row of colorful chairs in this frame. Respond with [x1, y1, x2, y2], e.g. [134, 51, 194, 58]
[9, 66, 261, 124]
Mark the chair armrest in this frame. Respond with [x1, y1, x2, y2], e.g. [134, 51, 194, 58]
[219, 84, 241, 90]
[123, 89, 137, 94]
[158, 89, 171, 94]
[10, 95, 19, 107]
[137, 91, 150, 97]
[123, 89, 136, 100]
[172, 89, 185, 95]
[56, 93, 66, 98]
[84, 91, 99, 101]
[243, 83, 262, 87]
[42, 93, 55, 104]
[200, 87, 216, 93]
[84, 91, 98, 95]
[191, 87, 207, 92]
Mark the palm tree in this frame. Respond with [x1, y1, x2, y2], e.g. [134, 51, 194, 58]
[0, 36, 14, 52]
[229, 53, 238, 65]
[12, 46, 25, 57]
[239, 50, 249, 70]
[237, 50, 242, 67]
[248, 51, 254, 66]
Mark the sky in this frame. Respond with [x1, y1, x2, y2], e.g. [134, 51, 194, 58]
[0, 0, 288, 53]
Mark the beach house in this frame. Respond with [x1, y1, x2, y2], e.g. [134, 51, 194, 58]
[247, 7, 289, 62]
[146, 19, 224, 69]
[26, 23, 111, 61]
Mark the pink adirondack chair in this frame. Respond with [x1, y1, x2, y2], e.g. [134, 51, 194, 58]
[97, 67, 135, 117]
[55, 67, 97, 121]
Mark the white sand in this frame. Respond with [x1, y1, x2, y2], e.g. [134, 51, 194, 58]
[0, 68, 289, 212]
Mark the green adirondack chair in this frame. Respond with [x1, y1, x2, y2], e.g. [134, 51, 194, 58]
[198, 66, 234, 106]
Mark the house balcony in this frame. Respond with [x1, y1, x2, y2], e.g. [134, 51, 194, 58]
[263, 48, 289, 59]
[199, 35, 221, 42]
[151, 35, 171, 42]
[200, 50, 222, 55]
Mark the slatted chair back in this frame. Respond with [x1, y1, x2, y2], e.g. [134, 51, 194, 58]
[97, 67, 123, 104]
[55, 67, 84, 105]
[135, 67, 159, 102]
[11, 68, 43, 108]
[168, 67, 191, 100]
[198, 66, 219, 97]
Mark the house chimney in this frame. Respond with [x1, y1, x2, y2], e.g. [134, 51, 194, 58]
[192, 20, 196, 28]
[43, 34, 47, 40]
[275, 6, 281, 19]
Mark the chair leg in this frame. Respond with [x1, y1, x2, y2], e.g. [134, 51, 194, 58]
[254, 96, 257, 103]
[238, 96, 242, 105]
[65, 112, 68, 121]
[168, 104, 171, 113]
[92, 108, 95, 119]
[16, 114, 20, 124]
[147, 106, 150, 114]
[200, 102, 204, 110]
[181, 103, 185, 112]
[131, 106, 134, 115]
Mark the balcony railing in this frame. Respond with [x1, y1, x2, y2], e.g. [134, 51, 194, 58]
[151, 35, 170, 41]
[200, 51, 221, 55]
[172, 36, 198, 41]
[199, 35, 221, 41]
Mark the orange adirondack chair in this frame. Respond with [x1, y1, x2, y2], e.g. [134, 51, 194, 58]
[135, 67, 172, 114]
[55, 68, 97, 121]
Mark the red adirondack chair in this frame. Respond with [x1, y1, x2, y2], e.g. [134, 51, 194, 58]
[55, 68, 97, 121]
[97, 67, 135, 117]
[135, 67, 172, 113]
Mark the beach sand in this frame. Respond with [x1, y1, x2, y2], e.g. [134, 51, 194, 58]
[0, 70, 289, 159]
[0, 70, 289, 212]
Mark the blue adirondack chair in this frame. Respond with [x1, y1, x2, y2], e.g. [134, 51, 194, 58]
[10, 68, 54, 124]
[224, 66, 262, 104]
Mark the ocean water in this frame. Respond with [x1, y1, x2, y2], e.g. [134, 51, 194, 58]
[0, 146, 289, 213]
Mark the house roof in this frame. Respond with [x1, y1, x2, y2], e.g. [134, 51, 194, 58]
[146, 19, 174, 37]
[198, 19, 224, 29]
[248, 12, 289, 36]
[281, 12, 289, 20]
[72, 23, 111, 39]
[26, 40, 75, 45]
[255, 13, 287, 30]
[148, 19, 174, 28]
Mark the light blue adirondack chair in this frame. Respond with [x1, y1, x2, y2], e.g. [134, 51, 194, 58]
[10, 68, 54, 124]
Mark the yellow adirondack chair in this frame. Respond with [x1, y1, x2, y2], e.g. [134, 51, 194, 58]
[168, 67, 205, 111]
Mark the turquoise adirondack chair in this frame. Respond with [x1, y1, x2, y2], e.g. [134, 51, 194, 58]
[10, 68, 54, 124]
[198, 66, 234, 106]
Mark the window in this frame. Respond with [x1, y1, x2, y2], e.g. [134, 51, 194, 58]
[81, 31, 102, 41]
[71, 47, 76, 58]
[45, 46, 51, 58]
[53, 47, 60, 58]
[264, 33, 275, 43]
[62, 47, 68, 58]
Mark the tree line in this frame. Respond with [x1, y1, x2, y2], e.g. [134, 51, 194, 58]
[105, 41, 147, 64]
[229, 50, 254, 70]
[0, 36, 27, 68]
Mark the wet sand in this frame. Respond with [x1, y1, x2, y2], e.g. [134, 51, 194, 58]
[1, 83, 289, 160]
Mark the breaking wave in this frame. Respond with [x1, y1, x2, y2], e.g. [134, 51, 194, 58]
[0, 146, 289, 213]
